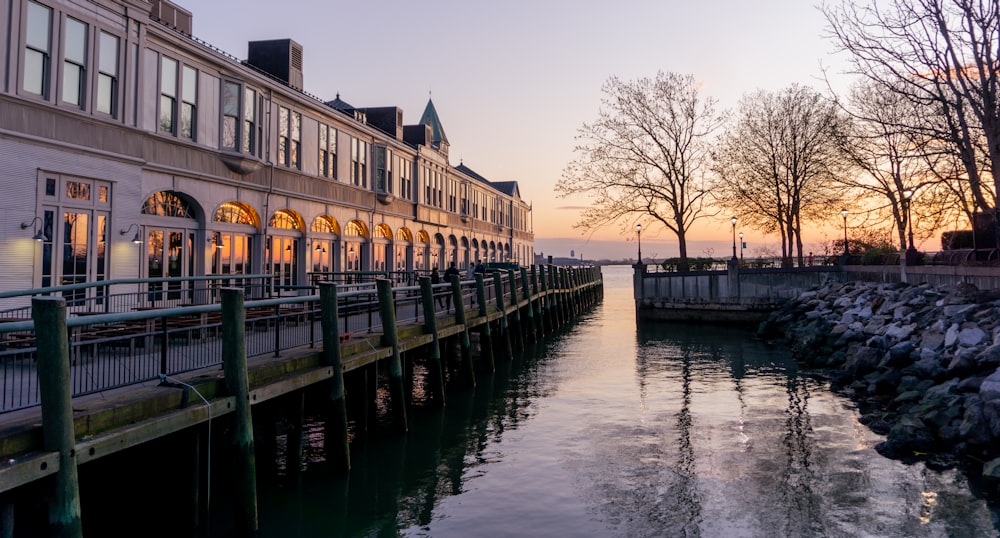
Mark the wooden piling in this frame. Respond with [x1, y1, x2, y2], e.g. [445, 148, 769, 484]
[419, 277, 449, 401]
[474, 274, 495, 372]
[506, 269, 525, 351]
[492, 272, 514, 361]
[449, 274, 476, 385]
[530, 265, 545, 339]
[376, 279, 408, 433]
[519, 267, 536, 344]
[220, 288, 258, 535]
[318, 283, 351, 471]
[32, 296, 82, 538]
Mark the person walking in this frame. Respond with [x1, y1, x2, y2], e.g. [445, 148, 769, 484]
[444, 262, 460, 312]
[431, 266, 444, 309]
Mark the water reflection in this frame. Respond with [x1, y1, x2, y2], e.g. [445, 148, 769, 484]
[241, 266, 999, 537]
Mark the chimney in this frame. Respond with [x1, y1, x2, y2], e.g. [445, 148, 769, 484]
[149, 0, 192, 36]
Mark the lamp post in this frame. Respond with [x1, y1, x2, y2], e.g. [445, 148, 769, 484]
[730, 217, 737, 259]
[738, 231, 744, 263]
[841, 208, 849, 255]
[635, 223, 642, 265]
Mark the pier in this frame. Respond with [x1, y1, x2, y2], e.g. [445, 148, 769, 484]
[0, 266, 602, 536]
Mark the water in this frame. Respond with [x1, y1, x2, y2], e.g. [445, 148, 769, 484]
[77, 265, 1000, 537]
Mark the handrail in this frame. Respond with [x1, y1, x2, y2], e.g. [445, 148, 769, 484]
[0, 274, 275, 300]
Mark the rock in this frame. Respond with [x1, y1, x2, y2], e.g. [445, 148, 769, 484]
[844, 346, 884, 377]
[975, 344, 1000, 368]
[947, 348, 978, 377]
[959, 326, 987, 347]
[877, 415, 937, 458]
[983, 457, 1000, 480]
[979, 369, 1000, 401]
[958, 376, 987, 393]
[945, 324, 961, 347]
[885, 323, 915, 341]
[920, 330, 946, 351]
[943, 304, 976, 319]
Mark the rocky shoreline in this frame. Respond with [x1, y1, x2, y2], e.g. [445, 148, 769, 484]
[759, 279, 1000, 487]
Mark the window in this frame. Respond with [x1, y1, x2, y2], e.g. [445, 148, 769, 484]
[221, 82, 261, 156]
[374, 145, 393, 193]
[35, 174, 111, 299]
[398, 156, 411, 200]
[24, 1, 52, 96]
[159, 56, 196, 138]
[351, 138, 367, 187]
[221, 81, 239, 150]
[62, 18, 86, 106]
[278, 106, 301, 168]
[180, 65, 196, 139]
[244, 88, 259, 155]
[319, 124, 337, 178]
[159, 57, 177, 133]
[96, 32, 119, 116]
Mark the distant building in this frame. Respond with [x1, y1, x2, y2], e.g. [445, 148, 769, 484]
[0, 0, 532, 303]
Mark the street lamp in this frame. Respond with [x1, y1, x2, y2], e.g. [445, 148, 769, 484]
[730, 217, 737, 259]
[738, 231, 744, 263]
[635, 223, 642, 265]
[841, 208, 849, 255]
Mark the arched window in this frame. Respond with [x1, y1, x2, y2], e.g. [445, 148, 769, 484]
[374, 223, 392, 239]
[311, 215, 339, 234]
[143, 191, 195, 218]
[345, 220, 367, 237]
[269, 209, 302, 230]
[214, 201, 259, 226]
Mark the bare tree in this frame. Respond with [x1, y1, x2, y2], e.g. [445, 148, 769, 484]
[713, 85, 845, 267]
[824, 0, 1000, 212]
[834, 81, 945, 250]
[556, 72, 723, 271]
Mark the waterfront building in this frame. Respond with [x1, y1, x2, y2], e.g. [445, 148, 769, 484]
[0, 0, 533, 307]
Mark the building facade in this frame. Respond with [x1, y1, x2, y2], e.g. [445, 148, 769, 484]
[0, 0, 533, 303]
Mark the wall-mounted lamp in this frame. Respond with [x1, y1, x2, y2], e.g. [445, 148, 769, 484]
[349, 245, 355, 255]
[120, 222, 142, 244]
[314, 243, 327, 253]
[285, 244, 292, 252]
[208, 232, 224, 249]
[21, 216, 46, 242]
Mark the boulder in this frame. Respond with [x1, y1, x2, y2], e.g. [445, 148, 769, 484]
[979, 368, 1000, 401]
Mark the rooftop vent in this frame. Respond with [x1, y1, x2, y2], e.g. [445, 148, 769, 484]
[149, 0, 192, 36]
[247, 39, 304, 91]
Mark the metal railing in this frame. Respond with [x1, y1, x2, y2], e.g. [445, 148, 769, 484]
[0, 273, 517, 414]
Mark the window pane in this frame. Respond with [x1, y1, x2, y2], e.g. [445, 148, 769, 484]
[223, 81, 239, 116]
[182, 66, 196, 102]
[64, 19, 86, 64]
[23, 49, 44, 94]
[160, 95, 174, 132]
[62, 63, 81, 104]
[99, 32, 118, 74]
[97, 73, 113, 114]
[26, 2, 51, 51]
[180, 102, 194, 139]
[244, 88, 255, 121]
[222, 116, 237, 149]
[160, 57, 176, 96]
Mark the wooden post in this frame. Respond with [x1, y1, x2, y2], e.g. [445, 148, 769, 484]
[538, 265, 552, 333]
[1, 498, 13, 538]
[220, 288, 258, 535]
[520, 267, 536, 343]
[419, 277, 448, 402]
[474, 274, 495, 372]
[376, 279, 408, 433]
[531, 265, 544, 339]
[492, 271, 514, 361]
[449, 274, 476, 386]
[32, 297, 82, 538]
[506, 269, 525, 351]
[319, 283, 351, 472]
[548, 265, 562, 329]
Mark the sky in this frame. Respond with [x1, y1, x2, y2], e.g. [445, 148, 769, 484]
[189, 0, 855, 261]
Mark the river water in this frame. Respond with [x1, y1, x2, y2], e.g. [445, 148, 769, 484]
[250, 265, 998, 536]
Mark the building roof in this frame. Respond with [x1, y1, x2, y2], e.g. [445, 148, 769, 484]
[492, 181, 520, 198]
[454, 163, 491, 185]
[325, 93, 355, 114]
[419, 98, 449, 146]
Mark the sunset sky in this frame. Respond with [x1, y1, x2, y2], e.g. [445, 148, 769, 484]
[191, 0, 855, 260]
